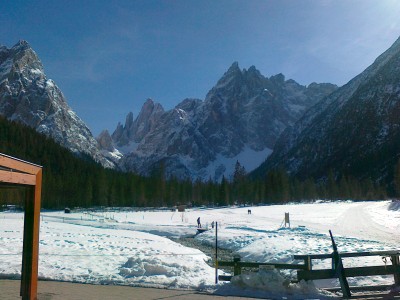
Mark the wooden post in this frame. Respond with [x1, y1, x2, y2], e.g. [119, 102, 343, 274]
[329, 230, 351, 298]
[233, 255, 241, 276]
[0, 154, 42, 300]
[215, 222, 218, 284]
[21, 169, 42, 300]
[304, 256, 312, 271]
[285, 212, 290, 228]
[391, 254, 400, 285]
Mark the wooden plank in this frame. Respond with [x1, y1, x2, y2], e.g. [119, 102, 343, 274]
[217, 261, 307, 270]
[0, 154, 41, 175]
[294, 250, 400, 260]
[324, 284, 394, 293]
[218, 275, 232, 281]
[294, 253, 333, 260]
[297, 265, 400, 281]
[0, 170, 36, 185]
[239, 262, 307, 270]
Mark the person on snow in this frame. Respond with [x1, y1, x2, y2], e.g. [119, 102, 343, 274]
[197, 217, 201, 228]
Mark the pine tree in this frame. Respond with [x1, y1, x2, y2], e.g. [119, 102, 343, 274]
[394, 159, 400, 198]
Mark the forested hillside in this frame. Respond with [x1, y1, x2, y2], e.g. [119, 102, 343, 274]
[0, 117, 392, 209]
[0, 116, 192, 208]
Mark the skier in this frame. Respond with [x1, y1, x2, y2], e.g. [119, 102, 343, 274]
[197, 217, 201, 228]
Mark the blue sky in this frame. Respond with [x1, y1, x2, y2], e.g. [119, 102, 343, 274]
[1, 0, 400, 136]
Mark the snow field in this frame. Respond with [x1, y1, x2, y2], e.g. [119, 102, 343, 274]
[1, 200, 400, 298]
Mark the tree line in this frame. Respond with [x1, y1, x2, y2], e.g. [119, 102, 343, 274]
[0, 117, 396, 210]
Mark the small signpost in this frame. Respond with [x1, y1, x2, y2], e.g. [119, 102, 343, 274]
[284, 212, 290, 228]
[280, 212, 290, 228]
[215, 221, 218, 284]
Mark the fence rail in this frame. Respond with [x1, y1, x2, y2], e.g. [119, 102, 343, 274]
[293, 250, 400, 285]
[217, 256, 307, 281]
[217, 250, 400, 297]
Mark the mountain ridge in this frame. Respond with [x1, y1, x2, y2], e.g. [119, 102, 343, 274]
[104, 62, 337, 180]
[0, 40, 114, 168]
[252, 36, 400, 186]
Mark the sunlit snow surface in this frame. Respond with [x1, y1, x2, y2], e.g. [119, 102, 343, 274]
[1, 200, 400, 298]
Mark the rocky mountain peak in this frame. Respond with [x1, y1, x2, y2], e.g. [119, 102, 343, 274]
[0, 41, 114, 168]
[246, 65, 262, 77]
[110, 62, 337, 181]
[12, 40, 31, 51]
[270, 73, 285, 84]
[140, 98, 164, 119]
[210, 62, 243, 91]
[1, 42, 40, 81]
[227, 61, 240, 73]
[96, 130, 114, 152]
[125, 112, 134, 130]
[253, 35, 400, 185]
[111, 98, 165, 149]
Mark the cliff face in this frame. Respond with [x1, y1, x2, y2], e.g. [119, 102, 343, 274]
[253, 36, 400, 184]
[0, 41, 114, 168]
[108, 63, 337, 180]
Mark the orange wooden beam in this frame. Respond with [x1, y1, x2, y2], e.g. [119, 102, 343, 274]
[21, 169, 42, 300]
[0, 154, 41, 175]
[0, 170, 36, 185]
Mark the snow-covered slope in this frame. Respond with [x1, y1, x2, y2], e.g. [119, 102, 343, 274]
[106, 63, 337, 181]
[254, 36, 400, 183]
[1, 200, 399, 297]
[0, 41, 114, 168]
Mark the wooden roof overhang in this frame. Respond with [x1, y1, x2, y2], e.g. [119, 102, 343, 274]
[0, 153, 42, 300]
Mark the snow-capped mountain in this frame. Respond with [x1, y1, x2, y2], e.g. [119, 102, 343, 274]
[0, 40, 114, 168]
[106, 62, 337, 180]
[254, 36, 400, 184]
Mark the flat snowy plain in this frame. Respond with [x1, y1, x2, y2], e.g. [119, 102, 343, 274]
[1, 200, 400, 299]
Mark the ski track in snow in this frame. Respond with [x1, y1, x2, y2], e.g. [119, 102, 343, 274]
[335, 202, 400, 245]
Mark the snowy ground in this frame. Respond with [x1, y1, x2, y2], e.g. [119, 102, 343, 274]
[1, 200, 400, 299]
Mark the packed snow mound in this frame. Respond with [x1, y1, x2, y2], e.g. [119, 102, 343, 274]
[119, 255, 212, 288]
[225, 268, 335, 299]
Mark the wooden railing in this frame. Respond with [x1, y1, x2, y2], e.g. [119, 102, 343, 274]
[217, 255, 307, 281]
[294, 250, 400, 286]
[218, 250, 400, 294]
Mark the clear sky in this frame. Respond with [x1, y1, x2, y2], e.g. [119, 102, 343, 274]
[1, 0, 400, 136]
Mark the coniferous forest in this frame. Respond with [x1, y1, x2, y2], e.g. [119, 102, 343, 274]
[0, 116, 395, 210]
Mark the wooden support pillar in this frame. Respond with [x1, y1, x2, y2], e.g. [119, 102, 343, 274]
[0, 154, 42, 300]
[20, 170, 42, 300]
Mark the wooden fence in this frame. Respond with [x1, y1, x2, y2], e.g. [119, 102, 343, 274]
[218, 250, 400, 296]
[217, 255, 307, 281]
[294, 250, 400, 284]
